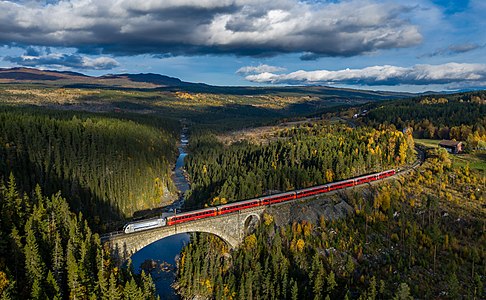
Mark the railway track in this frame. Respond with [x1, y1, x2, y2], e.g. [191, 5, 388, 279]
[102, 146, 425, 241]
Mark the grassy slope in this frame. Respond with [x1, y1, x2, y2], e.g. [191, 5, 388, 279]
[0, 68, 415, 132]
[415, 138, 486, 172]
[0, 85, 402, 132]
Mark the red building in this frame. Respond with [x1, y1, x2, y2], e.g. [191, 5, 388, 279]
[439, 140, 463, 154]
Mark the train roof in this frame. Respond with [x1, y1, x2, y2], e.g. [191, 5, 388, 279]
[353, 169, 395, 179]
[260, 190, 296, 198]
[127, 216, 160, 223]
[130, 219, 161, 228]
[295, 184, 328, 193]
[124, 216, 161, 228]
[218, 198, 260, 208]
[173, 206, 217, 217]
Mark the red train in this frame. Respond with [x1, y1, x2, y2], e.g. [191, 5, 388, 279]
[124, 169, 396, 233]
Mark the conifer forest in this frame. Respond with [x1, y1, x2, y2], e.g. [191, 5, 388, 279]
[0, 80, 484, 300]
[1, 1, 486, 298]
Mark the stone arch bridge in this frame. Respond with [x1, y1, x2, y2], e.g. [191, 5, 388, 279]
[102, 207, 265, 261]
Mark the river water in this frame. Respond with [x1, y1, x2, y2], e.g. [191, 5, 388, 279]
[130, 129, 191, 299]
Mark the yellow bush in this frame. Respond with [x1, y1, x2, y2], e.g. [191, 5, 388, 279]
[263, 213, 274, 226]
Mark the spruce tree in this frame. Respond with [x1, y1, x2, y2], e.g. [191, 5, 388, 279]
[24, 222, 46, 295]
[107, 273, 121, 300]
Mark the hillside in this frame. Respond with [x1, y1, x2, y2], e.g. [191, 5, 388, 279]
[0, 68, 417, 131]
[0, 107, 179, 228]
[177, 121, 485, 300]
[0, 67, 411, 98]
[0, 67, 189, 89]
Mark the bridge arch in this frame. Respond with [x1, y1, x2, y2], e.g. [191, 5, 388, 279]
[243, 213, 260, 235]
[105, 207, 266, 261]
[130, 227, 240, 257]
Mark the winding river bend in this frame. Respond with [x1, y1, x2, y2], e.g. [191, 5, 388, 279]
[130, 129, 191, 299]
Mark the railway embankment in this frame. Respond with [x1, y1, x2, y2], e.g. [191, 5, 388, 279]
[266, 147, 424, 227]
[267, 196, 354, 227]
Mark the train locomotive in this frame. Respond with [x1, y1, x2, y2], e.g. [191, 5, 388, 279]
[123, 169, 396, 234]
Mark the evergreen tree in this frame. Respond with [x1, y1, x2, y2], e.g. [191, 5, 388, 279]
[107, 273, 121, 300]
[291, 279, 298, 300]
[0, 174, 159, 299]
[123, 278, 143, 300]
[393, 283, 412, 300]
[46, 271, 61, 300]
[447, 273, 460, 299]
[23, 223, 46, 294]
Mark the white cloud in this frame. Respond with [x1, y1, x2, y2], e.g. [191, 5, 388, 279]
[0, 0, 422, 57]
[80, 56, 120, 70]
[236, 64, 286, 74]
[243, 63, 486, 87]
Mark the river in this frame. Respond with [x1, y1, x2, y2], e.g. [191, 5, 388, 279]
[130, 128, 191, 299]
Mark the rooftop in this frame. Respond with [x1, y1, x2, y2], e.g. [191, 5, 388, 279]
[439, 140, 462, 147]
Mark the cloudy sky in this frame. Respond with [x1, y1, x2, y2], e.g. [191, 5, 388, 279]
[0, 0, 484, 91]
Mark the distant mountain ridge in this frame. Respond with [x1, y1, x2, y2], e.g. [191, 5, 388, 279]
[0, 67, 198, 88]
[101, 73, 198, 87]
[0, 67, 414, 100]
[0, 67, 89, 79]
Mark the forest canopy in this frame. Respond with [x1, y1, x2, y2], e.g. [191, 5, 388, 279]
[0, 107, 178, 226]
[0, 174, 159, 299]
[177, 145, 485, 300]
[185, 122, 415, 209]
[361, 91, 486, 150]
